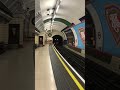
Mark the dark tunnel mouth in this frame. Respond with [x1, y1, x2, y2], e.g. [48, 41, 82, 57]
[52, 35, 63, 46]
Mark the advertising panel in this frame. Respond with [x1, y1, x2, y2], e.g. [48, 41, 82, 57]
[90, 0, 120, 56]
[105, 4, 120, 46]
[72, 22, 85, 49]
[79, 27, 85, 45]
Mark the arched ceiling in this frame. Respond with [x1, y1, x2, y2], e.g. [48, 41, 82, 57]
[0, 0, 35, 14]
[0, 0, 35, 23]
[44, 18, 71, 26]
[37, 0, 85, 31]
[44, 21, 67, 31]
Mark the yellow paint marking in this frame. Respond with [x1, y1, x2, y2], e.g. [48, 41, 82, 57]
[52, 46, 84, 90]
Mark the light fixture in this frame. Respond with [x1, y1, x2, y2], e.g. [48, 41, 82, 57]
[50, 0, 62, 32]
[47, 8, 54, 15]
[56, 5, 60, 13]
[52, 19, 54, 23]
[49, 9, 53, 14]
[53, 14, 56, 19]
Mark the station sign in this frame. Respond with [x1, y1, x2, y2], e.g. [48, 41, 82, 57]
[72, 22, 85, 49]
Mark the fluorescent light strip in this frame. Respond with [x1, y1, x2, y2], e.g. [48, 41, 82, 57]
[53, 14, 56, 19]
[49, 9, 53, 14]
[52, 19, 54, 23]
[56, 5, 60, 13]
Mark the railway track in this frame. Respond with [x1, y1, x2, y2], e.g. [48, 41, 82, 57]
[55, 46, 85, 79]
[86, 58, 120, 89]
[55, 45, 120, 89]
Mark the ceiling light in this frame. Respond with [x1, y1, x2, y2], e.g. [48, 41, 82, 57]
[47, 9, 54, 15]
[49, 9, 53, 14]
[53, 14, 56, 19]
[52, 19, 54, 23]
[56, 5, 60, 13]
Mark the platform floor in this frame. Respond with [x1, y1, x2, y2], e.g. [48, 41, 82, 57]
[0, 43, 84, 90]
[0, 41, 34, 90]
[35, 44, 57, 90]
[35, 44, 84, 90]
[49, 45, 83, 90]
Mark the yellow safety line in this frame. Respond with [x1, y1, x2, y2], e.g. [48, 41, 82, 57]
[52, 46, 84, 90]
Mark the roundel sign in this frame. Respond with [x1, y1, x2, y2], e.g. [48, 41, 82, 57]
[48, 33, 52, 37]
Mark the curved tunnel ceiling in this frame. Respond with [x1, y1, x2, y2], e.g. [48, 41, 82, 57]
[36, 0, 85, 31]
[0, 0, 35, 23]
[44, 20, 67, 31]
[44, 18, 72, 26]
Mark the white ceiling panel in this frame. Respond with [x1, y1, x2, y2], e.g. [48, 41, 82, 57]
[44, 21, 67, 31]
[36, 0, 85, 31]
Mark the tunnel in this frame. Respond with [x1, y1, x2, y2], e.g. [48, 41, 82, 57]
[52, 35, 63, 46]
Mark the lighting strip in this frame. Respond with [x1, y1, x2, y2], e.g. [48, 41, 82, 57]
[56, 4, 60, 13]
[51, 0, 62, 31]
[53, 14, 56, 20]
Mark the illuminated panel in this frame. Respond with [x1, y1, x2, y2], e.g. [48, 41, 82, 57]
[73, 22, 85, 49]
[79, 27, 85, 44]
